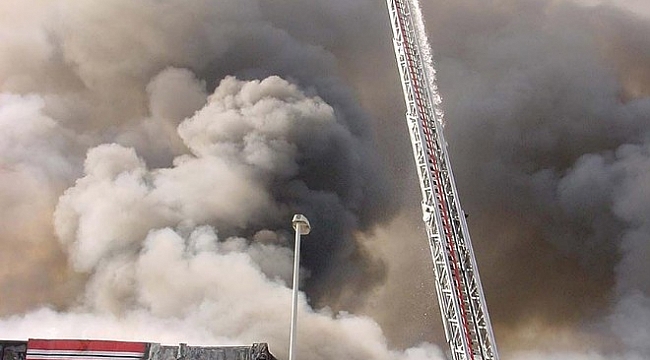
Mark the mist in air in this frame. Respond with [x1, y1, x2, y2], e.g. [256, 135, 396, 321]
[1, 0, 649, 359]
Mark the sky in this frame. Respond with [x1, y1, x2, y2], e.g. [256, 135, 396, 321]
[0, 0, 649, 359]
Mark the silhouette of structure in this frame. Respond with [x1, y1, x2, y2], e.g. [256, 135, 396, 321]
[0, 339, 275, 360]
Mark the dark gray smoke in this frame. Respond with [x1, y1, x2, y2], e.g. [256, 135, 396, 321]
[386, 0, 650, 356]
[1, 0, 650, 359]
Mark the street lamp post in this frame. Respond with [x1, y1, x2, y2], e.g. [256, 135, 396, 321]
[289, 214, 311, 360]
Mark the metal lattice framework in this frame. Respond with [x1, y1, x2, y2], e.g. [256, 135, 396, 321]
[385, 1, 499, 359]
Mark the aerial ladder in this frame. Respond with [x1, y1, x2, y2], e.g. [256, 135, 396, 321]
[384, 1, 500, 360]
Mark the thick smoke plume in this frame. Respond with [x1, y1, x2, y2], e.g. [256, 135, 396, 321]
[1, 0, 650, 359]
[377, 0, 650, 358]
[0, 0, 404, 359]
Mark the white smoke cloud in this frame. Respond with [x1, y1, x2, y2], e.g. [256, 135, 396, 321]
[0, 0, 395, 308]
[0, 74, 443, 360]
[0, 93, 83, 312]
[0, 0, 404, 357]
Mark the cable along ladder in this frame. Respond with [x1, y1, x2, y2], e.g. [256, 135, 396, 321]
[385, 1, 500, 359]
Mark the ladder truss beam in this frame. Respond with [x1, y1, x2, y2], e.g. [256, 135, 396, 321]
[385, 1, 500, 359]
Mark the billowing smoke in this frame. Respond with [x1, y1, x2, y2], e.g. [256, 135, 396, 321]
[52, 73, 392, 312]
[388, 0, 650, 358]
[1, 0, 650, 359]
[0, 0, 404, 358]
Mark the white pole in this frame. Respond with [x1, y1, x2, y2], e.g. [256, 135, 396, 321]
[288, 225, 301, 360]
[289, 214, 310, 360]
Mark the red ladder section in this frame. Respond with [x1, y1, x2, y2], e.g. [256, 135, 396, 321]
[391, 1, 476, 358]
[386, 0, 500, 359]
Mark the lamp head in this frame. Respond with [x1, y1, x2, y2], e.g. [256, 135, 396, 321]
[292, 214, 311, 235]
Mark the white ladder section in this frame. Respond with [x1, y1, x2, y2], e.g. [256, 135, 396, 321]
[385, 1, 500, 359]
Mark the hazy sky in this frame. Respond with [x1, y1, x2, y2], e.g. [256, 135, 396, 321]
[0, 0, 649, 359]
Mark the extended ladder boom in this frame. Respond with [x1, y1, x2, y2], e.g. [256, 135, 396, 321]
[385, 1, 499, 359]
